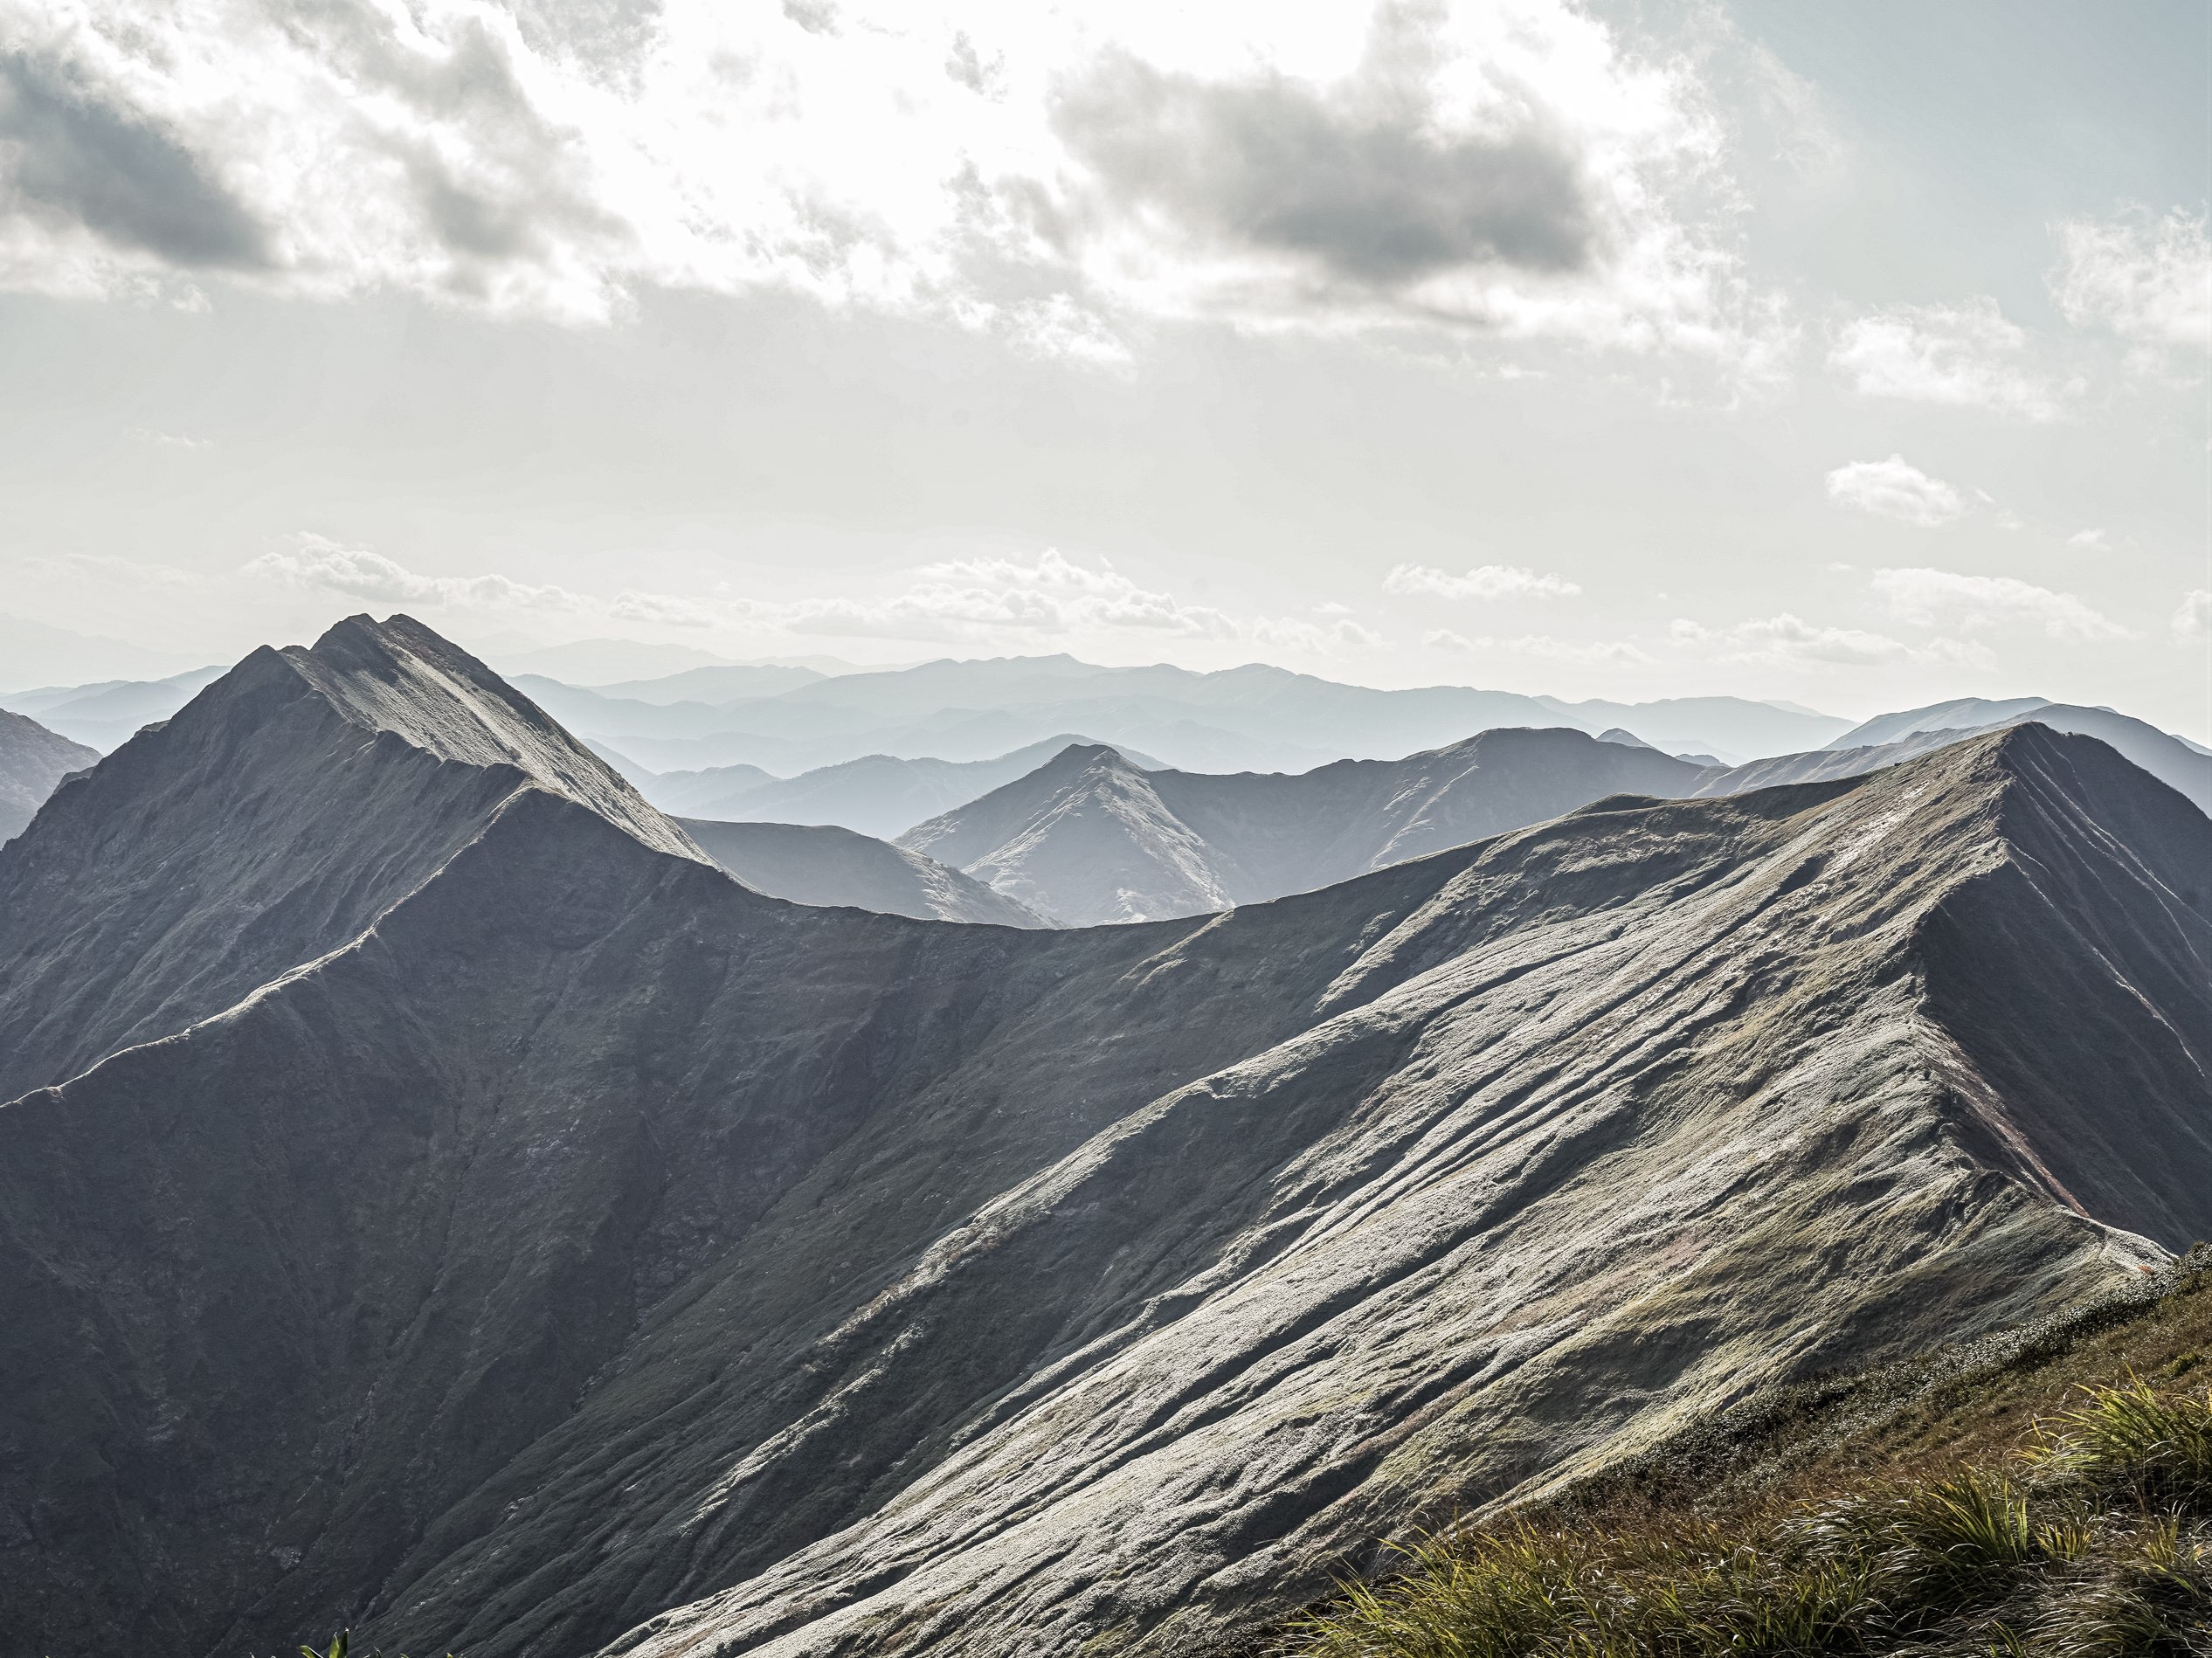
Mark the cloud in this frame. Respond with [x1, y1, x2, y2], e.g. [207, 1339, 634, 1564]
[0, 52, 270, 273]
[32, 550, 195, 586]
[2174, 589, 2211, 640]
[1250, 613, 1383, 653]
[124, 425, 211, 449]
[2053, 210, 2211, 353]
[2066, 528, 2110, 553]
[245, 534, 589, 611]
[1053, 49, 1593, 287]
[610, 590, 722, 628]
[1871, 566, 2133, 642]
[1427, 628, 1651, 666]
[1827, 299, 2064, 420]
[1670, 611, 1987, 671]
[1823, 455, 1966, 527]
[775, 548, 1237, 641]
[1385, 562, 1581, 599]
[0, 1, 1773, 359]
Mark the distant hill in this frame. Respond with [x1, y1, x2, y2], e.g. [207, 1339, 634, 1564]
[502, 654, 1847, 775]
[1821, 699, 2209, 816]
[0, 612, 203, 692]
[0, 709, 97, 844]
[0, 667, 227, 751]
[640, 736, 1165, 839]
[676, 818, 1053, 926]
[898, 729, 1707, 924]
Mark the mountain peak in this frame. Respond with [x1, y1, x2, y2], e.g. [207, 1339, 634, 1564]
[0, 614, 702, 1101]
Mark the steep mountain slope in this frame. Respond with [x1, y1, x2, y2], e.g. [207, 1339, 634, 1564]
[676, 817, 1053, 926]
[0, 708, 96, 843]
[899, 730, 1706, 923]
[0, 625, 2203, 1658]
[0, 614, 698, 1103]
[641, 736, 1162, 838]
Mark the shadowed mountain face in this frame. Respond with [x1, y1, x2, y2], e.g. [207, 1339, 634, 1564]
[0, 620, 2205, 1658]
[897, 730, 1707, 924]
[0, 708, 96, 843]
[676, 817, 1053, 926]
[0, 615, 699, 1104]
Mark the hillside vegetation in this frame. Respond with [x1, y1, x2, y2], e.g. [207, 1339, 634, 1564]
[1286, 1251, 2212, 1657]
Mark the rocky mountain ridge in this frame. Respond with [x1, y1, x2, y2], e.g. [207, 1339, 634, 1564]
[0, 616, 2203, 1658]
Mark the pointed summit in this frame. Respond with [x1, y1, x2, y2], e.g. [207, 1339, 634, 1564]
[0, 613, 699, 1101]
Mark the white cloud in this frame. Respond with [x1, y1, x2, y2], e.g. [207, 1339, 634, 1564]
[1823, 455, 1967, 527]
[33, 551, 196, 586]
[123, 426, 211, 449]
[1670, 611, 1987, 671]
[2174, 589, 2211, 640]
[2053, 210, 2211, 353]
[245, 535, 591, 611]
[1249, 614, 1384, 653]
[0, 1, 1777, 361]
[768, 548, 1237, 641]
[1385, 562, 1582, 600]
[1427, 628, 1651, 665]
[2066, 528, 2111, 553]
[609, 591, 722, 628]
[1871, 566, 2133, 642]
[1828, 298, 2065, 420]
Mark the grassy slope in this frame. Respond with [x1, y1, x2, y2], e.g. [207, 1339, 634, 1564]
[1272, 1247, 2212, 1656]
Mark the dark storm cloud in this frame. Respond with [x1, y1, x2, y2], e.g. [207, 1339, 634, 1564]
[1052, 52, 1593, 286]
[0, 52, 271, 268]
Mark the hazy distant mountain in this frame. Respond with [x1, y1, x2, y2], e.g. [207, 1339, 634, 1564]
[1537, 694, 1852, 762]
[677, 818, 1052, 926]
[1822, 699, 2210, 816]
[0, 709, 96, 843]
[2, 620, 2202, 1658]
[511, 653, 1848, 776]
[641, 736, 1165, 839]
[1828, 696, 2063, 750]
[0, 666, 227, 751]
[0, 613, 203, 692]
[570, 664, 827, 703]
[899, 729, 1708, 924]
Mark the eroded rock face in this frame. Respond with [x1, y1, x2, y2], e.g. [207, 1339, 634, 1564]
[0, 619, 2204, 1658]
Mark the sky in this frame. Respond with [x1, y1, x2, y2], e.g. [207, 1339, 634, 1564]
[0, 0, 2207, 733]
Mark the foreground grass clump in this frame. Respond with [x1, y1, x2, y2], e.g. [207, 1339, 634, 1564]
[1289, 1378, 2212, 1657]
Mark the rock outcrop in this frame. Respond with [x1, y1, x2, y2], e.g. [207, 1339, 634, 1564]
[0, 619, 2204, 1658]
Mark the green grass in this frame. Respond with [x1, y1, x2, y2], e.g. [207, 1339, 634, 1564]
[1286, 1378, 2212, 1658]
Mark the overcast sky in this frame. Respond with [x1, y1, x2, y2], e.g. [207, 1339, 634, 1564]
[1, 0, 2206, 731]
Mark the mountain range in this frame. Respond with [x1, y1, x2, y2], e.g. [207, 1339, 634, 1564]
[507, 657, 1851, 776]
[0, 614, 2205, 1657]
